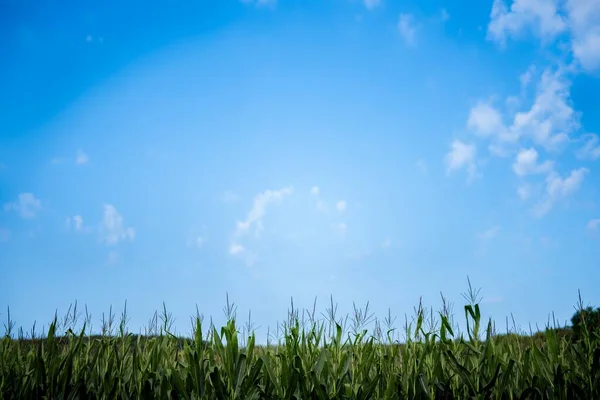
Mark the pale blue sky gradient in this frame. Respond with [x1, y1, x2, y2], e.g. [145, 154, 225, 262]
[1, 0, 599, 342]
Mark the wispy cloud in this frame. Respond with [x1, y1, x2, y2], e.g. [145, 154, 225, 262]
[235, 186, 293, 237]
[240, 0, 277, 7]
[363, 0, 380, 10]
[517, 183, 533, 200]
[229, 243, 245, 255]
[445, 140, 478, 182]
[576, 133, 600, 160]
[336, 200, 347, 213]
[4, 193, 42, 219]
[310, 186, 320, 196]
[398, 13, 417, 46]
[533, 168, 588, 217]
[101, 204, 135, 245]
[76, 149, 89, 165]
[438, 8, 450, 22]
[478, 225, 501, 240]
[229, 243, 257, 266]
[65, 215, 86, 232]
[587, 219, 600, 233]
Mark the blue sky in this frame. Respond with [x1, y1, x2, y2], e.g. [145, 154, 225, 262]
[1, 0, 599, 342]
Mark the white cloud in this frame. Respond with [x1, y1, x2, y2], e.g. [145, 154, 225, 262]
[235, 186, 293, 237]
[101, 204, 135, 245]
[487, 0, 568, 46]
[517, 183, 533, 200]
[510, 68, 577, 151]
[363, 0, 380, 10]
[310, 186, 320, 196]
[467, 102, 505, 137]
[576, 133, 600, 159]
[398, 13, 417, 46]
[445, 140, 478, 181]
[336, 200, 347, 213]
[76, 149, 89, 165]
[487, 0, 600, 72]
[587, 218, 600, 232]
[336, 222, 347, 235]
[65, 215, 85, 232]
[512, 147, 554, 176]
[478, 225, 501, 240]
[229, 243, 245, 255]
[4, 193, 42, 219]
[520, 65, 537, 88]
[566, 0, 600, 72]
[229, 243, 257, 266]
[533, 167, 588, 216]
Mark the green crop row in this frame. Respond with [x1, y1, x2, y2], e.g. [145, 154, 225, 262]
[1, 288, 599, 399]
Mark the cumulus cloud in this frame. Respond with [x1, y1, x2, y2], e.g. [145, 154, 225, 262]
[533, 167, 588, 216]
[101, 204, 135, 245]
[512, 147, 554, 176]
[510, 68, 577, 151]
[4, 193, 42, 219]
[487, 0, 600, 72]
[467, 102, 505, 137]
[566, 0, 600, 72]
[465, 66, 578, 154]
[445, 140, 478, 181]
[235, 186, 293, 237]
[487, 0, 567, 46]
[398, 13, 417, 46]
[336, 200, 347, 213]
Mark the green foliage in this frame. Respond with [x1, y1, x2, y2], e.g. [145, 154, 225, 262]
[1, 288, 599, 399]
[571, 306, 600, 342]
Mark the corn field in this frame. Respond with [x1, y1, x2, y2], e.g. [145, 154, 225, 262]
[1, 289, 599, 399]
